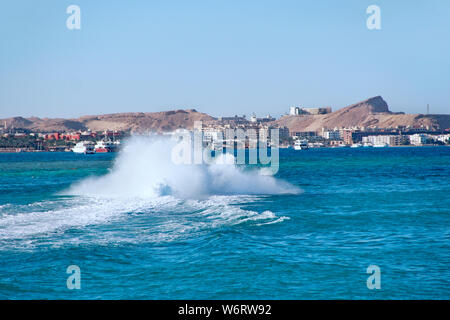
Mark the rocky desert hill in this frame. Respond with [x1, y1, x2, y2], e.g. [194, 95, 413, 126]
[274, 96, 450, 132]
[1, 97, 449, 133]
[1, 109, 215, 133]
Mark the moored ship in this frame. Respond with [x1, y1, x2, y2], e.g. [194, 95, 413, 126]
[72, 141, 95, 154]
[94, 140, 116, 153]
[293, 139, 309, 150]
[94, 140, 120, 153]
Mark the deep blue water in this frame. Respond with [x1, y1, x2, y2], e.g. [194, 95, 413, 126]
[0, 145, 449, 299]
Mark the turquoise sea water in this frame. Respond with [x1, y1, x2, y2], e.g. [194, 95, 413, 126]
[0, 144, 449, 299]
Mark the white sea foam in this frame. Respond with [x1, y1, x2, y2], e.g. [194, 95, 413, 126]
[66, 136, 300, 198]
[0, 136, 299, 247]
[0, 198, 122, 241]
[0, 196, 287, 247]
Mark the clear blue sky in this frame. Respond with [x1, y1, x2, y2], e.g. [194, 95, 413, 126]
[1, 0, 449, 118]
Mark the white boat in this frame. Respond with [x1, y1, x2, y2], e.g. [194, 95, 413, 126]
[351, 143, 363, 148]
[94, 140, 112, 153]
[308, 142, 324, 148]
[373, 143, 389, 148]
[72, 141, 95, 154]
[94, 140, 121, 153]
[293, 139, 309, 150]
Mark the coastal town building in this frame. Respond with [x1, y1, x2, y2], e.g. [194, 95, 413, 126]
[289, 107, 299, 115]
[14, 133, 27, 138]
[277, 127, 290, 140]
[249, 114, 276, 123]
[341, 129, 353, 145]
[321, 130, 341, 140]
[43, 131, 123, 141]
[289, 107, 332, 115]
[329, 140, 346, 147]
[193, 118, 290, 150]
[362, 135, 407, 146]
[217, 115, 248, 125]
[436, 134, 450, 144]
[409, 134, 428, 146]
[291, 131, 317, 139]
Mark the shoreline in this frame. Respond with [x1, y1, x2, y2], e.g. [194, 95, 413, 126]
[1, 145, 448, 154]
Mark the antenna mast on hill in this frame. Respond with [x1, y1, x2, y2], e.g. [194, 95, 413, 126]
[427, 104, 430, 114]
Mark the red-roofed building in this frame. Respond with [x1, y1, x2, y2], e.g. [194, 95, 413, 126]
[44, 133, 60, 140]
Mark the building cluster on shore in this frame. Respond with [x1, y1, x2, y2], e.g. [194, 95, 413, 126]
[295, 126, 450, 148]
[1, 108, 450, 152]
[193, 111, 450, 149]
[166, 115, 450, 150]
[192, 118, 290, 149]
[0, 128, 125, 153]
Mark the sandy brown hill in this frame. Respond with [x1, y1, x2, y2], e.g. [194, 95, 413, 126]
[78, 109, 215, 132]
[2, 98, 449, 133]
[274, 96, 449, 132]
[2, 117, 33, 129]
[1, 109, 215, 133]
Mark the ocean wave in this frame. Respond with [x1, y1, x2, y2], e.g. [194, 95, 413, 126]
[65, 136, 300, 198]
[0, 195, 289, 250]
[0, 137, 298, 249]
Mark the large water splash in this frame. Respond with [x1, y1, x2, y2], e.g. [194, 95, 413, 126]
[67, 136, 300, 199]
[0, 136, 300, 247]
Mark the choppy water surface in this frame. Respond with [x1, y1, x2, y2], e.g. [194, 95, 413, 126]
[0, 140, 448, 299]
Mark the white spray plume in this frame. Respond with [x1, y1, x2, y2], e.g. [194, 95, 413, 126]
[68, 136, 300, 199]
